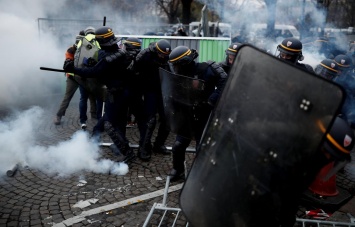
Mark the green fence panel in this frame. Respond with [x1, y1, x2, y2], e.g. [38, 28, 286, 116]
[120, 35, 230, 63]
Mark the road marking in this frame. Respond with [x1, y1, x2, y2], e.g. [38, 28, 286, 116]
[52, 183, 184, 226]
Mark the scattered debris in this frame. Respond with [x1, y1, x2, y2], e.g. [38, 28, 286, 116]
[77, 180, 87, 187]
[305, 209, 331, 219]
[6, 164, 19, 177]
[72, 198, 99, 209]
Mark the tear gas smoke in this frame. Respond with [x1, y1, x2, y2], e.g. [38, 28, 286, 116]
[0, 106, 128, 180]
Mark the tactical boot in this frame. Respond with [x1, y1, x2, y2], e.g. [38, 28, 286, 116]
[152, 143, 170, 155]
[169, 168, 185, 182]
[90, 130, 101, 143]
[138, 143, 152, 161]
[123, 148, 136, 163]
[110, 143, 136, 163]
[169, 141, 186, 181]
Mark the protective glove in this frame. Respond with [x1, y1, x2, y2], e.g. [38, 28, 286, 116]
[63, 59, 74, 72]
[83, 57, 97, 67]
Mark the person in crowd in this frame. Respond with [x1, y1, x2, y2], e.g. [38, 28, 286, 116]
[53, 30, 97, 125]
[167, 45, 228, 181]
[63, 26, 135, 163]
[123, 37, 143, 129]
[76, 26, 102, 129]
[90, 37, 143, 143]
[347, 41, 355, 68]
[276, 37, 315, 73]
[219, 42, 242, 75]
[133, 39, 172, 161]
[333, 54, 355, 128]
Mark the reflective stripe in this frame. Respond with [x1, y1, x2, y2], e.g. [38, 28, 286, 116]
[155, 43, 170, 55]
[320, 63, 338, 73]
[326, 134, 350, 154]
[317, 120, 350, 154]
[227, 48, 237, 53]
[280, 44, 301, 52]
[125, 40, 141, 47]
[96, 30, 114, 39]
[169, 49, 191, 63]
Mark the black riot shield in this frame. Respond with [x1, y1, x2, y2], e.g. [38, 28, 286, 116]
[159, 68, 206, 139]
[179, 45, 345, 227]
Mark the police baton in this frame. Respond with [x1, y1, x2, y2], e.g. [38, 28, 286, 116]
[40, 67, 66, 73]
[103, 16, 106, 26]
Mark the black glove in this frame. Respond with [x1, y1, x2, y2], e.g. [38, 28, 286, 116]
[63, 59, 74, 72]
[83, 57, 97, 67]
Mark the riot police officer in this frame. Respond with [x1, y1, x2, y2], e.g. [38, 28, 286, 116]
[334, 54, 352, 76]
[276, 37, 315, 73]
[63, 26, 135, 163]
[219, 42, 242, 75]
[134, 39, 172, 161]
[333, 54, 355, 128]
[314, 58, 339, 80]
[167, 46, 228, 181]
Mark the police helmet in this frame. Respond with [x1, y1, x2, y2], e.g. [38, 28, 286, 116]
[226, 43, 242, 56]
[168, 46, 198, 74]
[169, 46, 198, 65]
[124, 37, 142, 50]
[319, 116, 354, 161]
[154, 39, 172, 56]
[277, 37, 304, 63]
[315, 59, 339, 80]
[84, 26, 95, 35]
[95, 26, 119, 47]
[334, 54, 352, 73]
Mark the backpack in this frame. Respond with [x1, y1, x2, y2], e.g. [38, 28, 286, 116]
[74, 34, 100, 68]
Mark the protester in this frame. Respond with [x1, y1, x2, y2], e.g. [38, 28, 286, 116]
[53, 30, 97, 125]
[76, 26, 102, 129]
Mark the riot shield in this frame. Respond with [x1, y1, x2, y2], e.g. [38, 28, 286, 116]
[179, 45, 345, 226]
[159, 68, 206, 139]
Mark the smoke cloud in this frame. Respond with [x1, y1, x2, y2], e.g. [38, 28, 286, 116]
[0, 106, 128, 180]
[0, 1, 130, 180]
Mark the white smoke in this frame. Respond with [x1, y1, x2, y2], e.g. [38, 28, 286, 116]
[0, 0, 68, 109]
[0, 0, 132, 179]
[0, 106, 128, 179]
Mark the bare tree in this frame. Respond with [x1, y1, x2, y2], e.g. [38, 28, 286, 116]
[155, 0, 180, 23]
[181, 0, 193, 24]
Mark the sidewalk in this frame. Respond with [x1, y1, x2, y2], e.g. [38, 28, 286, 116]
[0, 97, 355, 226]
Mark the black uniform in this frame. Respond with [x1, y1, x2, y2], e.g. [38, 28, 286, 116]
[64, 26, 135, 163]
[167, 46, 228, 181]
[133, 39, 172, 161]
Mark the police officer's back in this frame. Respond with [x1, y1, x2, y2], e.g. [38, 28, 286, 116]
[133, 39, 172, 161]
[167, 45, 228, 181]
